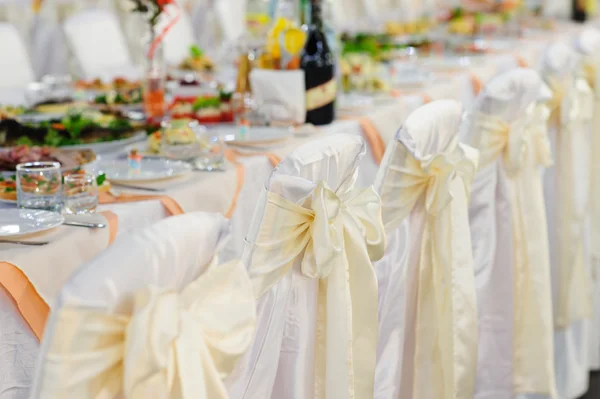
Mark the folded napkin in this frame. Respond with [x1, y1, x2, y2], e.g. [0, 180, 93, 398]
[0, 211, 118, 339]
[250, 69, 306, 124]
[99, 191, 184, 217]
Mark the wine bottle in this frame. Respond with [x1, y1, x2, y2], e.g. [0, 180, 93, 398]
[300, 0, 336, 125]
[572, 0, 587, 22]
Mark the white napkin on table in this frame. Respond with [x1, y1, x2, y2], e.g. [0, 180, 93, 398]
[250, 69, 306, 125]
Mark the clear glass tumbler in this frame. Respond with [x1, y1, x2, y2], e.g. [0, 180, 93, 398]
[63, 174, 98, 215]
[194, 127, 225, 171]
[16, 162, 62, 212]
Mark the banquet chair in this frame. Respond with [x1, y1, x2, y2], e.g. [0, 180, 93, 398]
[63, 8, 138, 80]
[541, 41, 594, 399]
[29, 212, 256, 398]
[228, 134, 386, 399]
[0, 23, 35, 89]
[462, 68, 557, 399]
[575, 27, 600, 372]
[373, 100, 480, 399]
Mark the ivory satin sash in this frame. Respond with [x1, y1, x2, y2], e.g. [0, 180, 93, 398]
[549, 76, 594, 328]
[31, 259, 256, 399]
[474, 111, 557, 396]
[249, 181, 386, 399]
[379, 137, 479, 399]
[584, 60, 600, 276]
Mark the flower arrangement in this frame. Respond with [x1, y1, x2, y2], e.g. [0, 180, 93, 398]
[129, 0, 180, 59]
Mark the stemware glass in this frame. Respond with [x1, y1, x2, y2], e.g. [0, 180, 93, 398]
[16, 162, 62, 212]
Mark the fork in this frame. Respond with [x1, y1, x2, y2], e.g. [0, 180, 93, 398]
[0, 240, 49, 246]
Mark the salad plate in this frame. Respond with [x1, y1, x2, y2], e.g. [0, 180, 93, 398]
[95, 158, 192, 183]
[0, 209, 64, 238]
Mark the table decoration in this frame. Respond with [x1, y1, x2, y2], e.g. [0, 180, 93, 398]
[129, 0, 180, 123]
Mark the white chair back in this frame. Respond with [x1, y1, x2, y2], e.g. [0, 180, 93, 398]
[30, 212, 256, 398]
[463, 68, 557, 399]
[373, 100, 479, 399]
[541, 41, 593, 399]
[230, 134, 385, 399]
[576, 28, 600, 372]
[63, 8, 136, 80]
[0, 22, 35, 88]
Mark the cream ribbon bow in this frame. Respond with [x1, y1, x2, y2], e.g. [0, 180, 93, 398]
[549, 75, 594, 328]
[250, 180, 386, 399]
[474, 111, 557, 396]
[380, 138, 479, 399]
[35, 260, 256, 399]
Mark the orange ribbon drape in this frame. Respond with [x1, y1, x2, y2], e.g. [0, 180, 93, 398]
[0, 211, 118, 339]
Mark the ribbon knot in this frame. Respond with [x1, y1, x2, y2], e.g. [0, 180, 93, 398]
[250, 179, 386, 398]
[34, 260, 256, 399]
[474, 112, 530, 175]
[382, 140, 478, 230]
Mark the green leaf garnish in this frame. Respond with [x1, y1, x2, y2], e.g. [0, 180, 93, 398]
[96, 173, 106, 186]
[190, 45, 204, 58]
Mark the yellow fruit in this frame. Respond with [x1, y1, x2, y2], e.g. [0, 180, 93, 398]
[283, 28, 307, 55]
[267, 17, 293, 58]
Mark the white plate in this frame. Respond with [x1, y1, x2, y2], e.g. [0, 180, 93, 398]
[0, 209, 64, 238]
[219, 126, 293, 147]
[0, 198, 16, 205]
[96, 158, 192, 183]
[61, 131, 147, 154]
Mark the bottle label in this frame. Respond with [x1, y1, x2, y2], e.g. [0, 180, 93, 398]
[306, 79, 336, 111]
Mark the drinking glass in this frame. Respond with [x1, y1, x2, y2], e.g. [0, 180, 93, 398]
[16, 162, 62, 212]
[62, 174, 98, 215]
[193, 128, 225, 171]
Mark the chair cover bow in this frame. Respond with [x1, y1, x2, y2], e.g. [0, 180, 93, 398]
[382, 139, 478, 229]
[37, 260, 256, 399]
[545, 73, 594, 328]
[378, 137, 479, 399]
[250, 180, 386, 399]
[473, 107, 557, 396]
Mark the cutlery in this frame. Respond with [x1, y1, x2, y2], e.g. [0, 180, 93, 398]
[109, 183, 166, 192]
[0, 240, 49, 246]
[63, 220, 106, 229]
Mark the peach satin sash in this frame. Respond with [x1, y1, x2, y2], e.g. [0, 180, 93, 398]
[0, 211, 118, 339]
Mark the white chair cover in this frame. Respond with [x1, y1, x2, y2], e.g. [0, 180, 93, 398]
[0, 284, 38, 399]
[29, 212, 256, 398]
[63, 8, 137, 80]
[373, 100, 479, 399]
[462, 68, 557, 399]
[0, 23, 35, 88]
[576, 27, 600, 371]
[542, 0, 570, 18]
[229, 134, 386, 399]
[541, 41, 594, 399]
[32, 0, 118, 77]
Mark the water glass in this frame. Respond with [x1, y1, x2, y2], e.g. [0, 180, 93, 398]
[63, 174, 98, 215]
[16, 162, 62, 212]
[194, 128, 225, 171]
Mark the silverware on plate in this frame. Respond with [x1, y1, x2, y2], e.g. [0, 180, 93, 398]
[63, 221, 106, 228]
[109, 183, 166, 192]
[0, 240, 49, 246]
